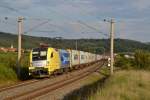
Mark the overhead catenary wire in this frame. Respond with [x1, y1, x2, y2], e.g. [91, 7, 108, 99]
[25, 18, 52, 21]
[24, 20, 50, 34]
[77, 20, 109, 37]
[24, 21, 70, 35]
[0, 2, 110, 38]
[0, 5, 20, 13]
[47, 5, 109, 37]
[0, 1, 107, 37]
[33, 30, 56, 33]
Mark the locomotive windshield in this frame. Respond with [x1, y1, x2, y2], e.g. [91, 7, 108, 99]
[32, 48, 47, 61]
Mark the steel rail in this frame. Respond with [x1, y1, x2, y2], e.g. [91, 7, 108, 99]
[0, 79, 39, 92]
[4, 61, 105, 100]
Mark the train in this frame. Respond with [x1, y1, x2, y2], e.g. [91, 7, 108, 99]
[29, 47, 103, 78]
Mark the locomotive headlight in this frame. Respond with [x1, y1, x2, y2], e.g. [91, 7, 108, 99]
[29, 66, 34, 70]
[46, 61, 50, 66]
[30, 62, 33, 66]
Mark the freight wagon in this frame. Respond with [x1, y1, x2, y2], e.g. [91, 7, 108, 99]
[29, 47, 103, 78]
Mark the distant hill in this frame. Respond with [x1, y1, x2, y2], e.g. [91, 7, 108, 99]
[0, 32, 150, 53]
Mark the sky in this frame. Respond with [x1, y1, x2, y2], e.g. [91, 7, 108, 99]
[0, 0, 150, 42]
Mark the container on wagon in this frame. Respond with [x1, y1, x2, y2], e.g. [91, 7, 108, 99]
[79, 51, 86, 64]
[71, 50, 80, 66]
[59, 49, 70, 68]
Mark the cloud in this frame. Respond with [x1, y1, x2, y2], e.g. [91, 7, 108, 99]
[3, 0, 33, 9]
[0, 0, 150, 42]
[131, 0, 150, 11]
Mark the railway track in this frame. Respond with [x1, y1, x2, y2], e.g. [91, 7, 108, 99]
[0, 79, 39, 92]
[0, 63, 95, 93]
[0, 66, 80, 93]
[0, 75, 62, 93]
[3, 61, 105, 100]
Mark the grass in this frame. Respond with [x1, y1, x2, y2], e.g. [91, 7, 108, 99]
[0, 52, 29, 87]
[0, 64, 17, 87]
[91, 70, 150, 100]
[63, 69, 150, 100]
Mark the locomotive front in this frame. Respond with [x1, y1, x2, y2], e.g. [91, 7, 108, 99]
[29, 48, 49, 77]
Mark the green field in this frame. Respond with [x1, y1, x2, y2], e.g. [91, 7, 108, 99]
[0, 52, 29, 87]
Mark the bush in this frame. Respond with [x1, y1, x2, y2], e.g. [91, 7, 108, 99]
[134, 50, 150, 69]
[115, 50, 150, 70]
[115, 55, 133, 69]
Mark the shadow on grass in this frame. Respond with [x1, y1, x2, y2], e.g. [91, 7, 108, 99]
[96, 70, 109, 76]
[63, 74, 110, 100]
[19, 66, 30, 80]
[13, 65, 30, 81]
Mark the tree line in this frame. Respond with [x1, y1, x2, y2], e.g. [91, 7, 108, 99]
[0, 32, 150, 54]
